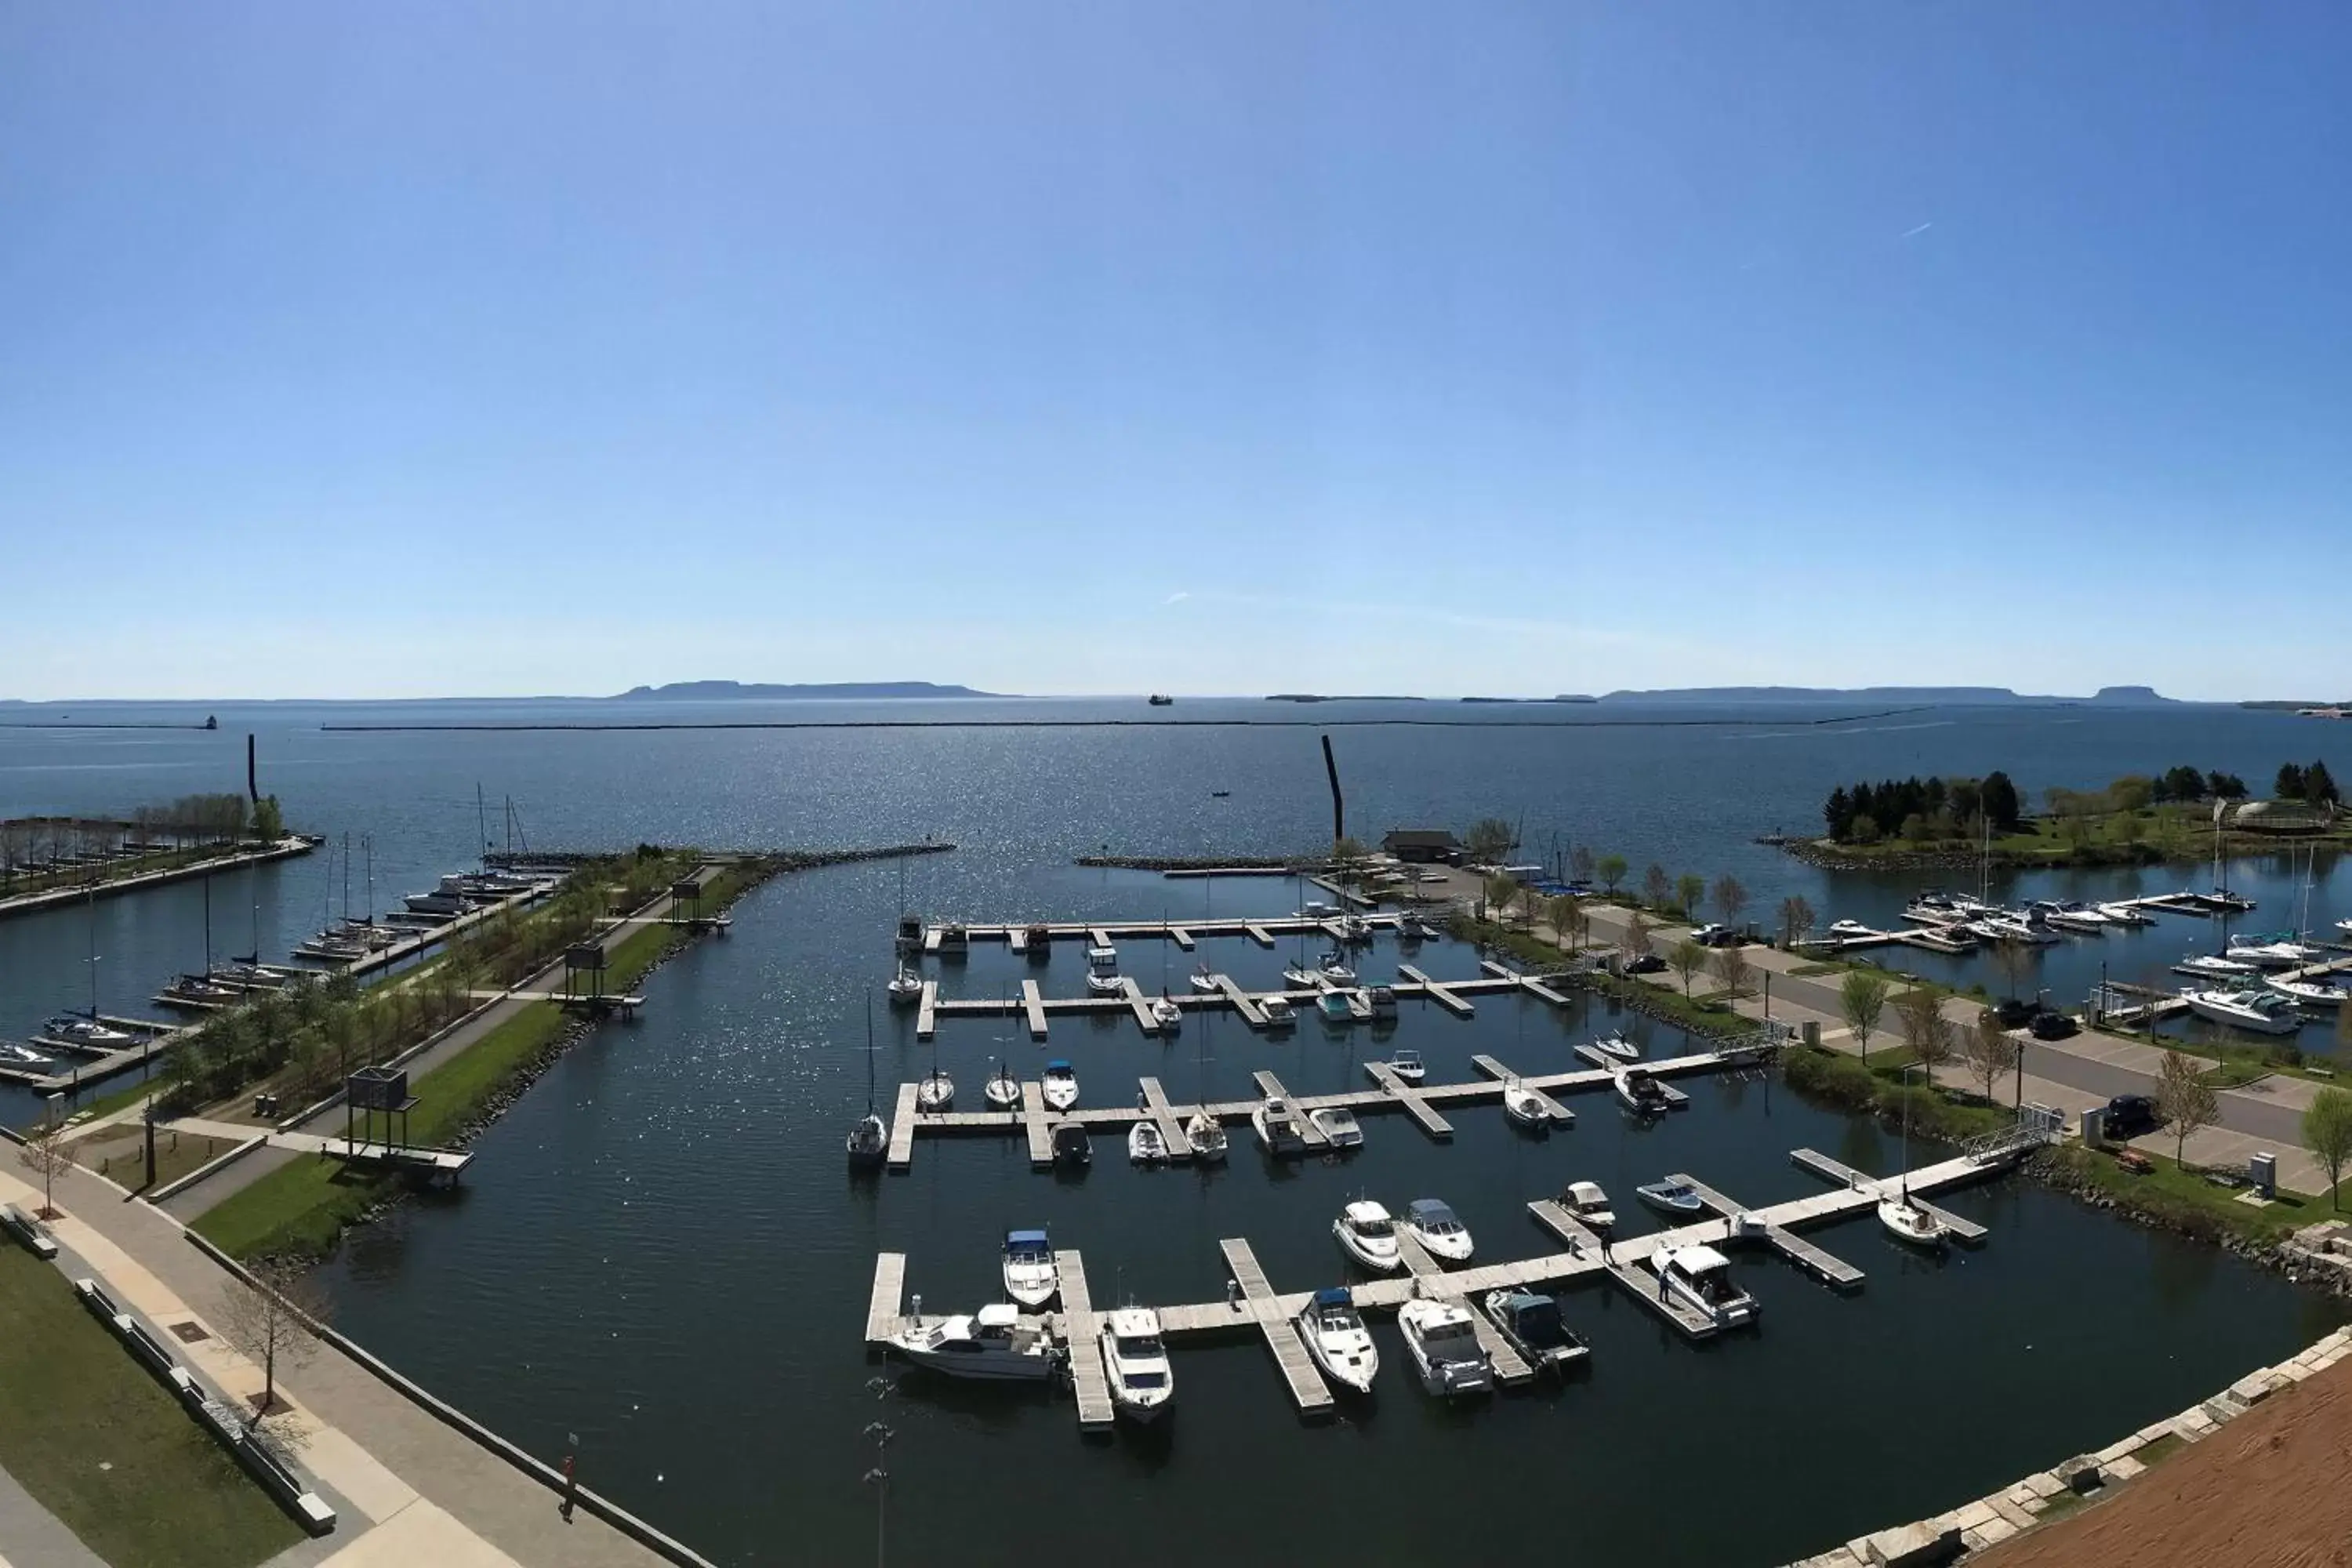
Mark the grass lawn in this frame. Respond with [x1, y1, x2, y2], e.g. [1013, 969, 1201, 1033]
[71, 1130, 241, 1193]
[0, 1250, 302, 1568]
[2047, 1144, 2319, 1246]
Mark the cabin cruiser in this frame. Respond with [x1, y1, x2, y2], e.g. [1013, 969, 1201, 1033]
[916, 1067, 955, 1112]
[2097, 902, 2154, 927]
[403, 875, 482, 916]
[1589, 1032, 1640, 1062]
[1404, 1199, 1475, 1263]
[1001, 1229, 1059, 1306]
[1099, 1308, 1174, 1423]
[1827, 919, 1874, 939]
[1188, 962, 1221, 995]
[1301, 900, 1340, 919]
[1365, 984, 1398, 1021]
[1975, 913, 2059, 946]
[0, 1040, 56, 1069]
[1041, 1061, 1079, 1112]
[2030, 900, 2111, 933]
[1149, 995, 1183, 1033]
[1128, 1121, 1170, 1164]
[887, 1303, 1059, 1381]
[1482, 1290, 1589, 1376]
[847, 1109, 889, 1168]
[1252, 1095, 1307, 1157]
[2176, 953, 2257, 980]
[2196, 888, 2258, 913]
[1615, 1067, 1671, 1116]
[1308, 1107, 1364, 1149]
[895, 913, 925, 956]
[1182, 1112, 1228, 1162]
[1386, 1048, 1426, 1085]
[1650, 1245, 1758, 1328]
[2225, 935, 2323, 969]
[1050, 1120, 1091, 1167]
[1260, 994, 1296, 1029]
[1280, 963, 1319, 989]
[209, 962, 286, 989]
[1636, 1179, 1704, 1217]
[163, 976, 238, 1004]
[1316, 990, 1356, 1024]
[1501, 1078, 1555, 1130]
[1904, 892, 1978, 925]
[983, 1065, 1022, 1110]
[1338, 914, 1374, 945]
[1297, 1288, 1378, 1393]
[1333, 1200, 1404, 1272]
[937, 923, 971, 958]
[1878, 1192, 1950, 1249]
[1084, 946, 1125, 995]
[887, 964, 924, 1006]
[1022, 923, 1051, 959]
[1318, 952, 1356, 984]
[2181, 986, 2304, 1036]
[41, 1014, 131, 1047]
[2339, 917, 2352, 937]
[1562, 1180, 1614, 1231]
[1396, 1300, 1494, 1398]
[2267, 975, 2348, 1008]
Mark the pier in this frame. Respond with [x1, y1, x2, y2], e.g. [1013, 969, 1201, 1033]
[1218, 1239, 1334, 1415]
[1020, 979, 1047, 1040]
[903, 966, 1555, 1042]
[1396, 963, 1475, 1016]
[1135, 1076, 1193, 1163]
[1470, 1054, 1573, 1124]
[1058, 1250, 1116, 1428]
[920, 913, 1406, 952]
[0, 1016, 183, 1092]
[1363, 1061, 1454, 1139]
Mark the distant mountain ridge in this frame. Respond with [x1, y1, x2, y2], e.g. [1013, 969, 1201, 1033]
[613, 681, 1000, 701]
[1594, 685, 2185, 706]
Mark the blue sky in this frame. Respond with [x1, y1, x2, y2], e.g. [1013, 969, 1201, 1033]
[4, 2, 2348, 700]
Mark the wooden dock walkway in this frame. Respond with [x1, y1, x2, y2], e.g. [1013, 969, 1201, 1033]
[1218, 1239, 1334, 1415]
[886, 1083, 920, 1170]
[916, 981, 938, 1040]
[1058, 1250, 1116, 1428]
[1167, 927, 1195, 951]
[1251, 1070, 1330, 1148]
[1789, 1149, 1989, 1243]
[1212, 975, 1267, 1028]
[1666, 1171, 1864, 1290]
[1607, 1258, 1720, 1337]
[1119, 977, 1161, 1036]
[1244, 924, 1276, 948]
[1136, 1077, 1193, 1163]
[1022, 1085, 1052, 1168]
[1019, 979, 1047, 1040]
[1396, 964, 1475, 1017]
[1470, 1054, 1573, 1124]
[1363, 1062, 1454, 1140]
[866, 1253, 907, 1341]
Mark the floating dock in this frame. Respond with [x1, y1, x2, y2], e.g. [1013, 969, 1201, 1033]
[1058, 1250, 1116, 1428]
[1396, 964, 1475, 1017]
[1362, 1061, 1454, 1139]
[1469, 1055, 1573, 1124]
[1218, 1238, 1334, 1415]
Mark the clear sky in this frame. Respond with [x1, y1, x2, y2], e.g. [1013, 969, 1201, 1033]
[4, 2, 2347, 701]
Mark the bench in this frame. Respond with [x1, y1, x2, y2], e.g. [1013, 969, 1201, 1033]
[2114, 1149, 2154, 1175]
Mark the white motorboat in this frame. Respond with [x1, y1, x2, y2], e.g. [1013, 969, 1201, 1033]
[1099, 1308, 1174, 1423]
[1297, 1288, 1378, 1394]
[916, 1069, 955, 1112]
[1636, 1179, 1704, 1217]
[2175, 953, 2257, 979]
[1651, 1245, 1758, 1327]
[1404, 1199, 1475, 1262]
[0, 1040, 56, 1069]
[1365, 984, 1398, 1021]
[1260, 994, 1296, 1029]
[2181, 986, 2303, 1036]
[1188, 962, 1221, 994]
[1338, 915, 1374, 945]
[1150, 995, 1183, 1033]
[165, 976, 238, 1002]
[1387, 1048, 1426, 1085]
[40, 1014, 132, 1047]
[1316, 990, 1356, 1025]
[887, 964, 924, 1006]
[983, 1065, 1023, 1110]
[1182, 1112, 1228, 1162]
[2097, 902, 2155, 927]
[1976, 914, 2059, 946]
[2339, 917, 2352, 937]
[1301, 900, 1340, 919]
[2268, 975, 2349, 1008]
[1252, 1096, 1307, 1157]
[1878, 1193, 1949, 1248]
[1001, 1229, 1059, 1306]
[1084, 946, 1124, 995]
[1050, 1120, 1091, 1167]
[1309, 1107, 1365, 1149]
[2226, 936, 2324, 969]
[1041, 1060, 1079, 1112]
[1128, 1121, 1169, 1164]
[1615, 1067, 1671, 1116]
[1319, 952, 1357, 984]
[1563, 1180, 1614, 1231]
[1589, 1032, 1640, 1062]
[1333, 1200, 1404, 1272]
[2031, 899, 2110, 932]
[1281, 964, 1319, 989]
[887, 1303, 1058, 1381]
[403, 875, 481, 916]
[1501, 1077, 1555, 1131]
[1827, 919, 1874, 939]
[1396, 1300, 1494, 1398]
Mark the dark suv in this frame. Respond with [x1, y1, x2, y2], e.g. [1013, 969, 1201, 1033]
[2104, 1094, 2160, 1137]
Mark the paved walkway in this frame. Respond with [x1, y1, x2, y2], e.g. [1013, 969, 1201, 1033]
[0, 1461, 107, 1568]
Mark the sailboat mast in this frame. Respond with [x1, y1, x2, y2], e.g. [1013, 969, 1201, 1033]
[87, 891, 99, 1018]
[865, 991, 877, 1115]
[363, 835, 373, 923]
[202, 873, 213, 974]
[477, 782, 489, 869]
[342, 830, 351, 921]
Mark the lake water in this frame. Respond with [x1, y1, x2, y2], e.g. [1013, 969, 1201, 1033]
[3, 699, 2349, 1564]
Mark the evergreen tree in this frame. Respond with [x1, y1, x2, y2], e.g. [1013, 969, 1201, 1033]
[2277, 762, 2307, 800]
[1981, 771, 2022, 832]
[1824, 786, 1852, 840]
[2304, 759, 2339, 805]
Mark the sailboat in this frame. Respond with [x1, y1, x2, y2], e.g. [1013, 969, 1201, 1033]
[984, 1057, 1023, 1110]
[847, 993, 889, 1167]
[916, 1023, 954, 1112]
[1878, 1064, 1948, 1248]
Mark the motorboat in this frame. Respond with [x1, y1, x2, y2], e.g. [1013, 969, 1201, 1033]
[1650, 1245, 1758, 1328]
[1022, 923, 1052, 959]
[2031, 900, 2110, 933]
[1338, 915, 1374, 946]
[1333, 1200, 1404, 1272]
[2098, 902, 2155, 927]
[1615, 1067, 1671, 1117]
[1396, 1300, 1494, 1398]
[1301, 900, 1340, 919]
[1562, 1180, 1614, 1231]
[916, 1068, 956, 1112]
[887, 964, 924, 1006]
[1252, 1095, 1307, 1157]
[1365, 984, 1398, 1021]
[983, 1065, 1023, 1111]
[1128, 1121, 1170, 1164]
[2181, 986, 2303, 1036]
[2175, 953, 2257, 979]
[1182, 1112, 1228, 1162]
[1041, 1060, 1080, 1112]
[1280, 964, 1319, 989]
[2267, 975, 2349, 1008]
[40, 1014, 131, 1047]
[1404, 1198, 1475, 1263]
[1309, 1107, 1364, 1149]
[1387, 1049, 1426, 1085]
[1903, 894, 1973, 925]
[1297, 1288, 1379, 1394]
[0, 1040, 56, 1069]
[1099, 1308, 1174, 1423]
[162, 976, 238, 1003]
[887, 1303, 1058, 1381]
[1878, 1193, 1949, 1249]
[1316, 990, 1356, 1024]
[2339, 917, 2352, 937]
[1482, 1290, 1589, 1376]
[2198, 888, 2258, 914]
[2226, 936, 2323, 969]
[1501, 1078, 1555, 1131]
[938, 923, 970, 958]
[1084, 946, 1125, 996]
[1001, 1229, 1059, 1306]
[1188, 962, 1221, 995]
[1976, 914, 2059, 946]
[1260, 994, 1296, 1029]
[403, 875, 481, 916]
[895, 913, 924, 956]
[1636, 1179, 1705, 1217]
[1150, 995, 1183, 1033]
[1319, 952, 1357, 984]
[1051, 1120, 1091, 1167]
[1827, 919, 1874, 939]
[1589, 1032, 1640, 1062]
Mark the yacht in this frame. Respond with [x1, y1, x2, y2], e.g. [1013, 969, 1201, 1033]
[1502, 1078, 1555, 1131]
[1636, 1179, 1705, 1217]
[2181, 986, 2303, 1036]
[1099, 1308, 1174, 1423]
[2197, 888, 2258, 914]
[1904, 893, 1974, 925]
[1386, 1048, 1426, 1085]
[1404, 1198, 1475, 1262]
[162, 976, 238, 1004]
[1308, 1107, 1364, 1149]
[983, 1065, 1023, 1111]
[1589, 1032, 1640, 1062]
[1396, 1300, 1494, 1398]
[2031, 900, 2110, 933]
[1334, 1200, 1404, 1272]
[1001, 1229, 1059, 1307]
[1338, 915, 1374, 946]
[2176, 953, 2257, 980]
[1150, 995, 1184, 1033]
[1041, 1060, 1079, 1112]
[0, 1040, 56, 1069]
[916, 1067, 955, 1113]
[1827, 919, 1875, 939]
[1319, 952, 1357, 984]
[1878, 1192, 1949, 1250]
[1128, 1121, 1170, 1164]
[887, 964, 924, 1006]
[1188, 961, 1221, 995]
[895, 913, 925, 956]
[1252, 1095, 1307, 1157]
[1301, 900, 1341, 919]
[40, 1015, 131, 1047]
[1650, 1245, 1759, 1328]
[1615, 1067, 1671, 1116]
[2226, 935, 2323, 969]
[1562, 1180, 1614, 1231]
[1280, 964, 1319, 989]
[2098, 902, 2155, 927]
[403, 875, 481, 916]
[1482, 1290, 1590, 1377]
[1050, 1120, 1091, 1167]
[2267, 975, 2348, 1008]
[938, 924, 971, 959]
[1084, 946, 1125, 996]
[1365, 984, 1398, 1021]
[1297, 1288, 1379, 1394]
[1316, 990, 1356, 1024]
[1976, 913, 2059, 946]
[2338, 917, 2352, 937]
[1260, 994, 1296, 1029]
[1182, 1112, 1228, 1162]
[887, 1303, 1059, 1381]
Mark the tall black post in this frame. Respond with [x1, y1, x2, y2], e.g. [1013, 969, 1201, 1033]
[247, 733, 259, 804]
[1320, 734, 1343, 844]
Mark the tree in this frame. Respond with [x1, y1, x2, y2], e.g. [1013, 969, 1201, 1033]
[1964, 1011, 2020, 1103]
[1595, 855, 1628, 898]
[1569, 844, 1595, 884]
[218, 1256, 332, 1431]
[2209, 771, 2248, 800]
[1893, 986, 1945, 1065]
[1674, 873, 1706, 921]
[18, 1112, 74, 1219]
[252, 795, 285, 840]
[1778, 895, 1816, 949]
[1552, 895, 1589, 953]
[1980, 771, 2022, 833]
[2156, 1049, 2220, 1167]
[1330, 835, 1368, 887]
[2304, 1088, 2352, 1210]
[1992, 936, 2035, 1004]
[1915, 1015, 1958, 1081]
[2161, 764, 2207, 803]
[1711, 944, 1753, 1000]
[1464, 818, 1515, 867]
[1839, 970, 1891, 1062]
[1668, 939, 1708, 999]
[1624, 911, 1653, 962]
[1483, 873, 1521, 923]
[1642, 864, 1671, 909]
[1824, 786, 1853, 840]
[1712, 876, 1748, 928]
[2276, 762, 2307, 800]
[2306, 759, 2340, 806]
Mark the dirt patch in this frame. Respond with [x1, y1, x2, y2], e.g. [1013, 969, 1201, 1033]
[1977, 1355, 2352, 1568]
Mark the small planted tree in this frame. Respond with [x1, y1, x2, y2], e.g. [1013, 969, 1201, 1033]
[1624, 911, 1653, 963]
[1675, 873, 1706, 922]
[1642, 864, 1671, 910]
[2304, 1087, 2352, 1210]
[1595, 855, 1628, 898]
[1712, 875, 1748, 929]
[1964, 1011, 2020, 1103]
[1839, 970, 1891, 1062]
[1993, 937, 2035, 1004]
[1711, 944, 1753, 1000]
[18, 1113, 74, 1220]
[219, 1256, 332, 1432]
[2156, 1049, 2220, 1167]
[1569, 844, 1596, 884]
[1893, 985, 1944, 1062]
[1465, 818, 1515, 867]
[1914, 1013, 1958, 1082]
[1668, 938, 1708, 1000]
[1552, 895, 1589, 953]
[1779, 895, 1816, 949]
[1483, 874, 1520, 924]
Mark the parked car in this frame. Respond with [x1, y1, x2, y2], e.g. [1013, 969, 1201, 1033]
[1624, 953, 1668, 975]
[1690, 924, 1742, 948]
[2028, 1011, 2079, 1041]
[1990, 998, 2038, 1029]
[2104, 1094, 2160, 1137]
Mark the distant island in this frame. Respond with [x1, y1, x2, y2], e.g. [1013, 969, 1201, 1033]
[1265, 694, 1429, 703]
[613, 681, 1000, 701]
[1592, 685, 2185, 706]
